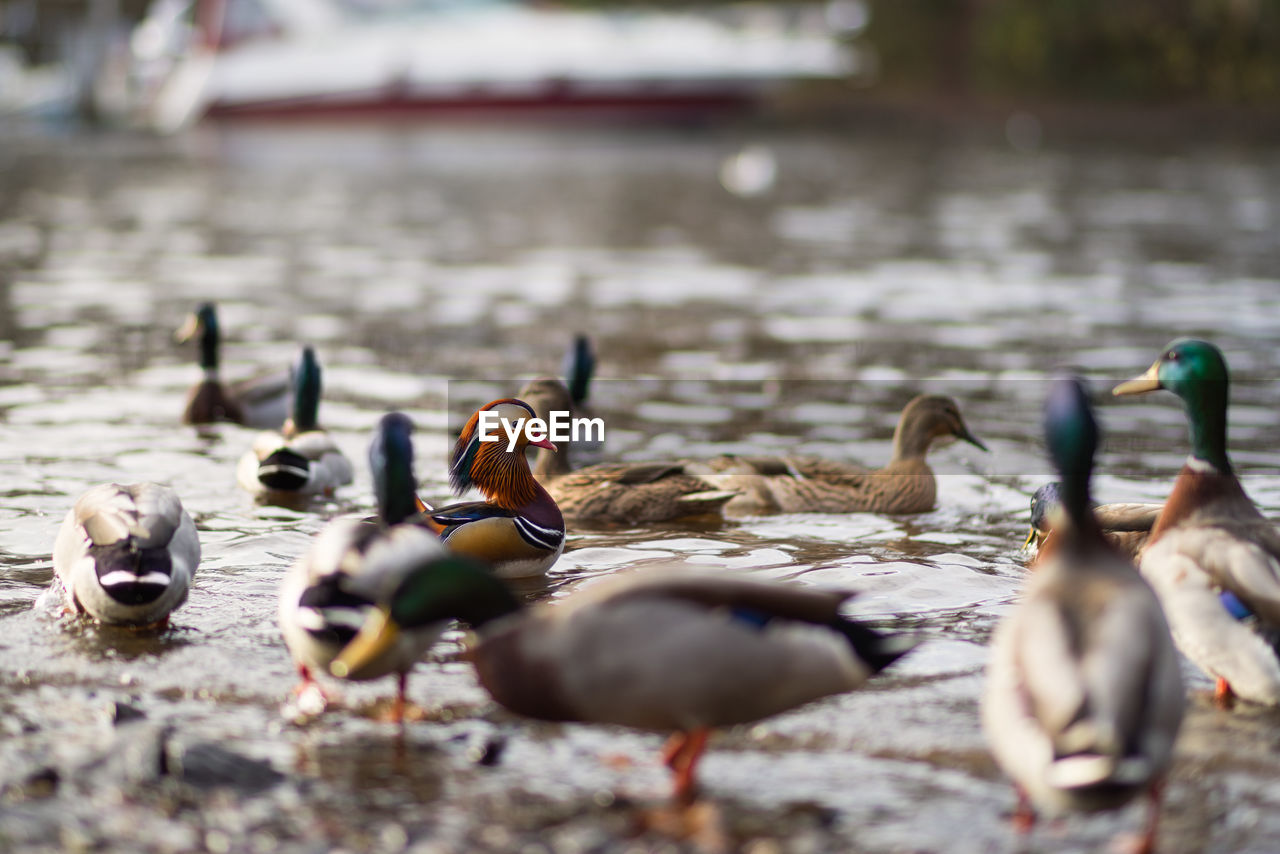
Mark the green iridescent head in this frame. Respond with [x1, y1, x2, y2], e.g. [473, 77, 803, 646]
[1114, 338, 1231, 472]
[291, 346, 322, 432]
[1043, 377, 1098, 525]
[370, 412, 419, 527]
[176, 303, 220, 370]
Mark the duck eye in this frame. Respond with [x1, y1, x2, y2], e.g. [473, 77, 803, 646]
[1164, 350, 1179, 362]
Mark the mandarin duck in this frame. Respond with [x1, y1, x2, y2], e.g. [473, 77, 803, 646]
[1115, 338, 1280, 707]
[333, 563, 917, 803]
[279, 413, 479, 722]
[177, 302, 291, 428]
[1025, 481, 1163, 562]
[237, 347, 353, 502]
[51, 483, 200, 627]
[984, 377, 1183, 853]
[414, 398, 564, 578]
[686, 394, 986, 516]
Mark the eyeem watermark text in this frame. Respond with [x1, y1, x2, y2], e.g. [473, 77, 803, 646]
[477, 410, 604, 452]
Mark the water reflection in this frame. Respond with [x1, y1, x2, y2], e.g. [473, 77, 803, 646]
[41, 614, 199, 661]
[296, 733, 447, 805]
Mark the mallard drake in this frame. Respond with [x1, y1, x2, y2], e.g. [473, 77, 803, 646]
[414, 398, 565, 578]
[279, 413, 476, 722]
[1115, 338, 1280, 707]
[51, 483, 200, 627]
[1025, 481, 1163, 561]
[177, 302, 291, 428]
[237, 347, 353, 501]
[332, 564, 917, 802]
[984, 377, 1183, 851]
[686, 394, 987, 516]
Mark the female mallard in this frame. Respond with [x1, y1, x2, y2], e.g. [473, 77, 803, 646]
[1025, 481, 1162, 561]
[1114, 338, 1280, 707]
[177, 302, 291, 428]
[51, 483, 200, 627]
[519, 377, 598, 481]
[414, 398, 565, 578]
[237, 347, 353, 501]
[984, 377, 1183, 851]
[687, 394, 987, 516]
[519, 381, 737, 527]
[332, 564, 916, 802]
[519, 378, 737, 525]
[544, 460, 740, 526]
[279, 413, 475, 722]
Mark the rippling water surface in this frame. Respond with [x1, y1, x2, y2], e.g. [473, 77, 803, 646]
[2, 120, 1280, 853]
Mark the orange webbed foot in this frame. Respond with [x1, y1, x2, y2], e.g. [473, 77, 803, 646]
[1213, 677, 1236, 710]
[666, 728, 709, 806]
[1011, 786, 1036, 834]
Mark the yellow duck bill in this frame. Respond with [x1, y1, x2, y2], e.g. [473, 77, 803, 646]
[330, 605, 400, 679]
[1113, 362, 1162, 396]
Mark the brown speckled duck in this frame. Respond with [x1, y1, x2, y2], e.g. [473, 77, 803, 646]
[520, 378, 737, 525]
[687, 394, 987, 516]
[545, 460, 740, 526]
[518, 376, 599, 481]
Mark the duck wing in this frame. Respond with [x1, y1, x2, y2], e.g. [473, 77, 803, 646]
[1094, 502, 1163, 533]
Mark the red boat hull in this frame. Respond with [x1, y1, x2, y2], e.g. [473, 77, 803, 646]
[204, 87, 760, 120]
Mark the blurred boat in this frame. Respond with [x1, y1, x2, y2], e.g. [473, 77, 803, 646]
[109, 0, 858, 131]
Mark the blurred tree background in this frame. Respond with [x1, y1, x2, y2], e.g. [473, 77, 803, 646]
[563, 0, 1280, 103]
[863, 0, 1280, 102]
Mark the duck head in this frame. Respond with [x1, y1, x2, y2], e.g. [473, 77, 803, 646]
[1113, 338, 1231, 473]
[1025, 481, 1064, 548]
[1043, 376, 1099, 532]
[517, 378, 575, 478]
[286, 346, 322, 435]
[518, 378, 574, 425]
[175, 303, 220, 372]
[561, 334, 596, 406]
[330, 553, 518, 679]
[371, 412, 420, 527]
[451, 398, 556, 508]
[894, 394, 988, 459]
